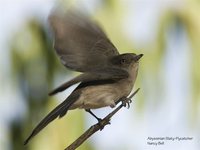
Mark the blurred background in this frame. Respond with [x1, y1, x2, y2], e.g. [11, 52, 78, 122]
[0, 0, 200, 150]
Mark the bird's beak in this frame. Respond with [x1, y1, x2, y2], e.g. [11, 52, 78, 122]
[134, 54, 143, 61]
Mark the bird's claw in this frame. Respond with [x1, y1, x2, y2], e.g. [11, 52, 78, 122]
[98, 118, 111, 130]
[122, 97, 132, 109]
[97, 118, 103, 123]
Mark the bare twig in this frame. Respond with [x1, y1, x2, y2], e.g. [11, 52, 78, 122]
[65, 88, 140, 150]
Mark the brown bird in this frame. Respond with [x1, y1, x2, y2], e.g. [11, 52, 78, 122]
[24, 9, 143, 145]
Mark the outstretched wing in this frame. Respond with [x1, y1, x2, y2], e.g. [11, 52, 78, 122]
[48, 10, 119, 72]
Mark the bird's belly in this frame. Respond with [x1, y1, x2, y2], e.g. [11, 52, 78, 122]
[69, 82, 133, 110]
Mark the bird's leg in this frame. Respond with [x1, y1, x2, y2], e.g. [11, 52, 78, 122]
[85, 109, 110, 130]
[85, 109, 102, 122]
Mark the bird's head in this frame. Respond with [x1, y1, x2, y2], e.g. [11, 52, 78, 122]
[111, 53, 143, 69]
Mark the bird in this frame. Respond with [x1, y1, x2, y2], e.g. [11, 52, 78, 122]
[24, 9, 143, 145]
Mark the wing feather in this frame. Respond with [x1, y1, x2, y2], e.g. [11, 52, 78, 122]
[48, 10, 119, 72]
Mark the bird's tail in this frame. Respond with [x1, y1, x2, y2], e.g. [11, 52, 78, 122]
[24, 93, 80, 145]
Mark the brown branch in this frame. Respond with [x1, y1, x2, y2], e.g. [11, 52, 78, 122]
[65, 88, 140, 150]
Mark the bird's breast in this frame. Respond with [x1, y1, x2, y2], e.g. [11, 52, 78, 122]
[69, 81, 133, 110]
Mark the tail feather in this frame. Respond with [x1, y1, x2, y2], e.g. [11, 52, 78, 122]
[24, 92, 80, 145]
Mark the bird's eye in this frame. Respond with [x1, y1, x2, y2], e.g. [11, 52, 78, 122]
[121, 59, 126, 64]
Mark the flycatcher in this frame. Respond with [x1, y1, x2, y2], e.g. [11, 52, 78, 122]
[24, 9, 143, 145]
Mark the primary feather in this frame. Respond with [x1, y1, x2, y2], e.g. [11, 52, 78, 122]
[48, 10, 119, 72]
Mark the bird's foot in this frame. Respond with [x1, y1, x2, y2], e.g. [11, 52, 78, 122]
[121, 97, 132, 109]
[97, 118, 111, 130]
